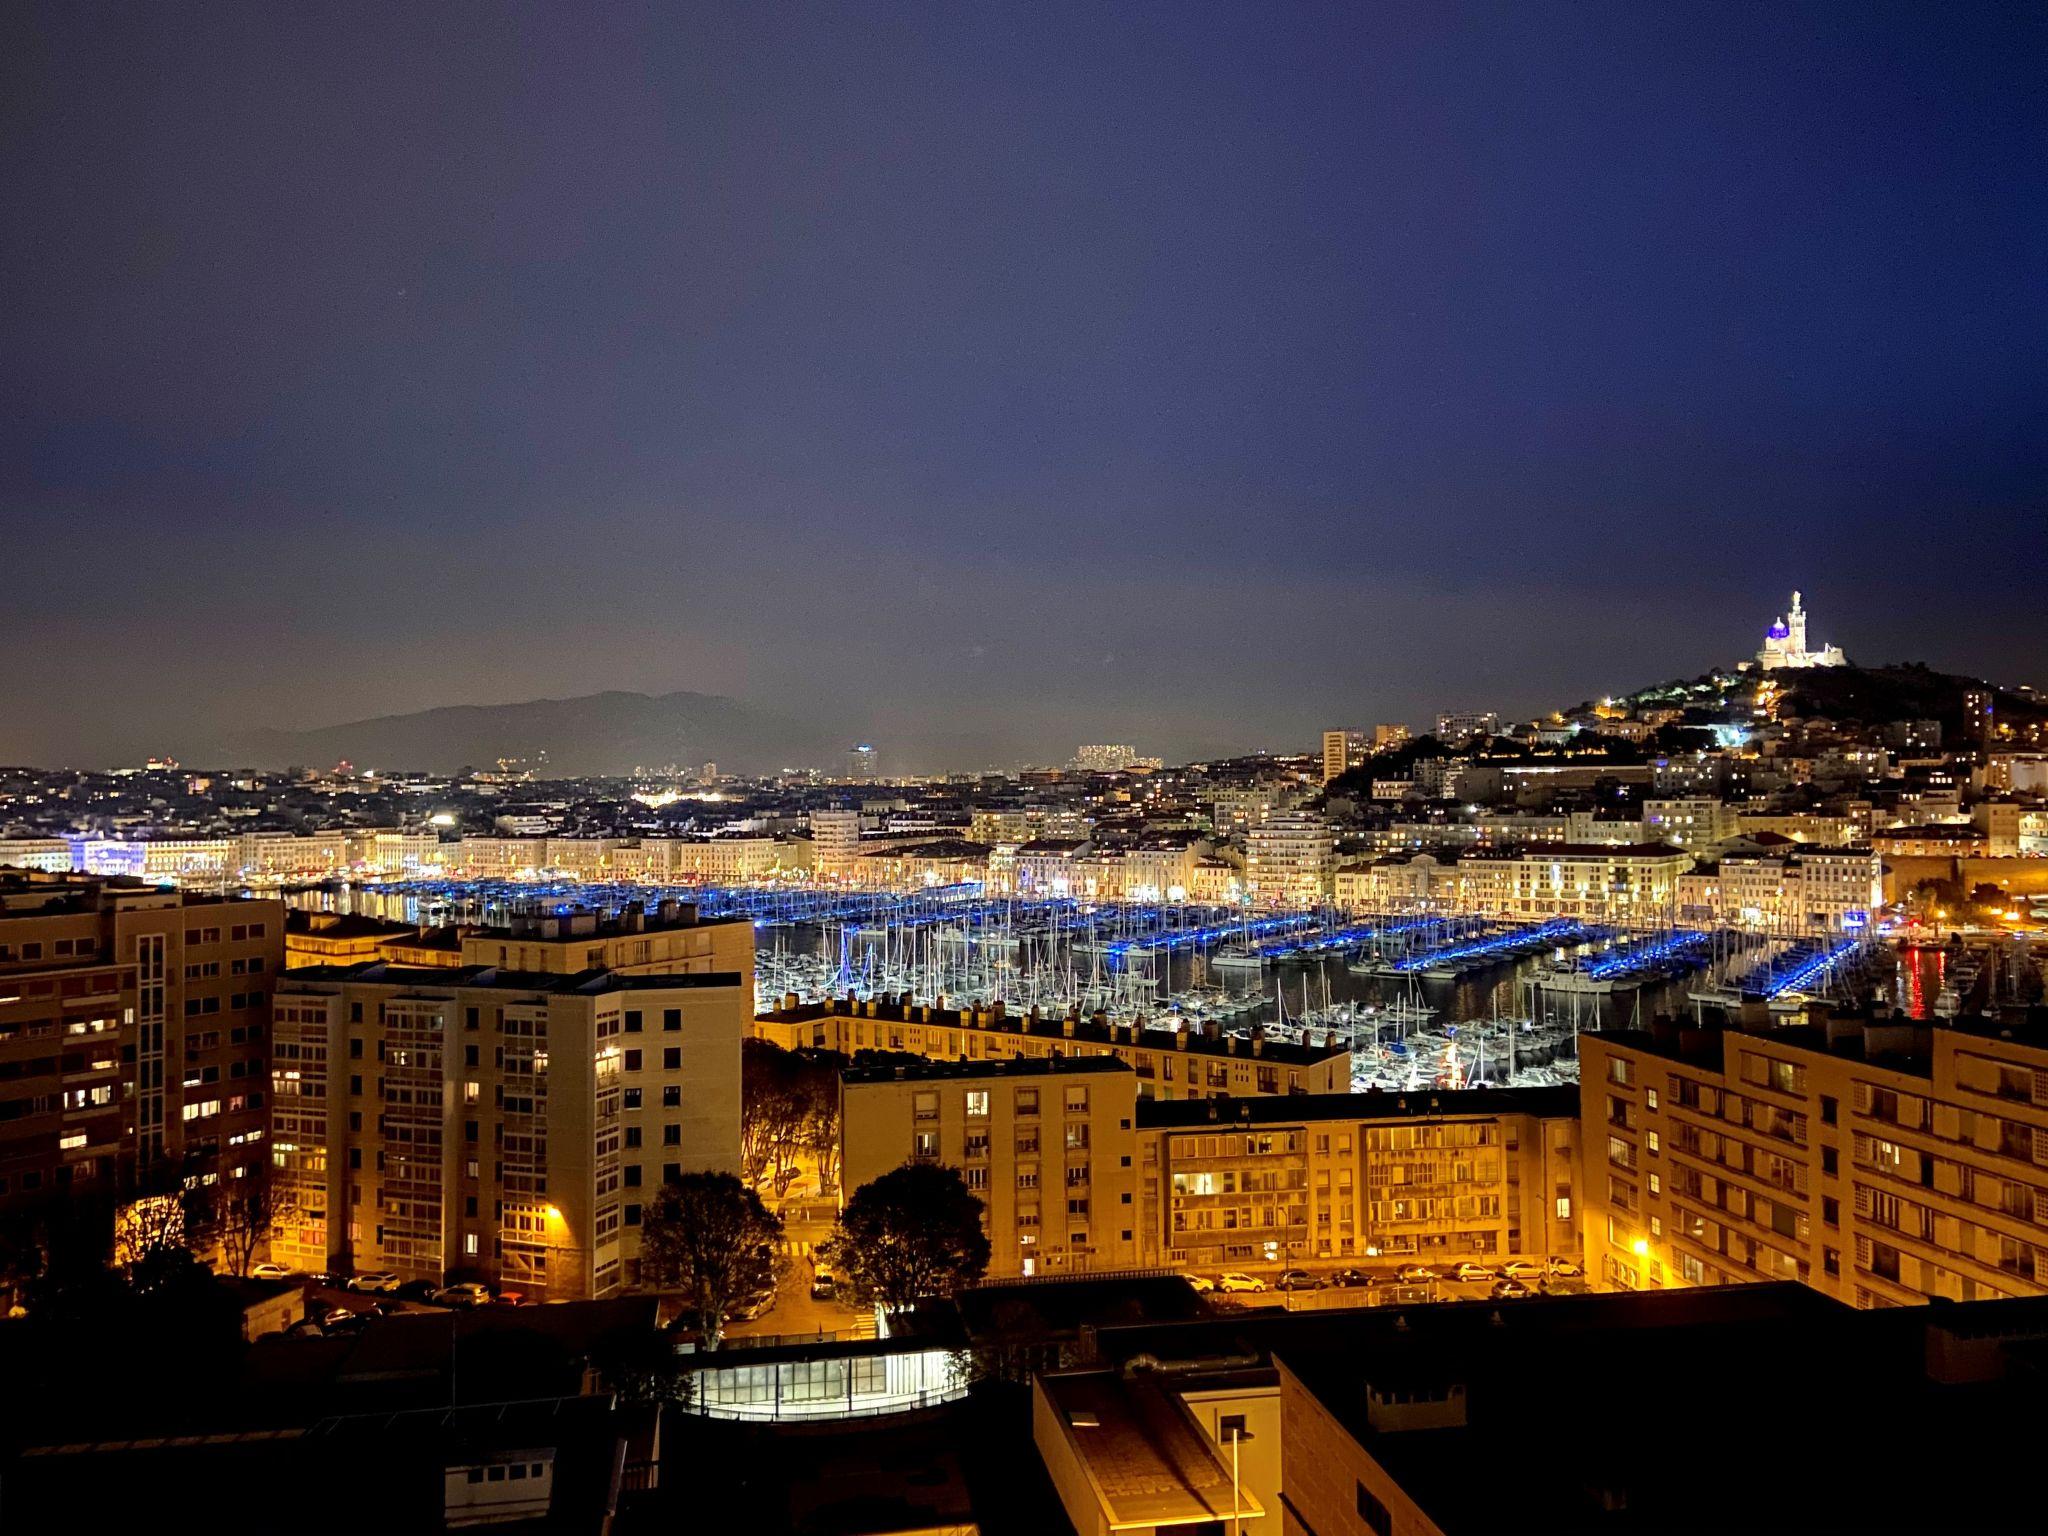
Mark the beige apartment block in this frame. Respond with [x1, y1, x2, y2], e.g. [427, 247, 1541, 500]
[1137, 1089, 1580, 1270]
[840, 1057, 1139, 1279]
[271, 905, 749, 1298]
[1581, 1008, 2048, 1308]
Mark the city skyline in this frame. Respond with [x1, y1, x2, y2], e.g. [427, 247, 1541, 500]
[3, 3, 2044, 769]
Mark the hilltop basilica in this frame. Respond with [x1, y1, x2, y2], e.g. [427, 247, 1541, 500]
[1756, 590, 1846, 671]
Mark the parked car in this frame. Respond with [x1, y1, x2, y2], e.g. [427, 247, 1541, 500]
[1450, 1262, 1496, 1283]
[1489, 1277, 1533, 1300]
[810, 1269, 838, 1302]
[1395, 1264, 1437, 1284]
[1501, 1259, 1546, 1280]
[394, 1279, 441, 1304]
[1547, 1257, 1584, 1277]
[490, 1290, 525, 1308]
[1184, 1274, 1216, 1293]
[249, 1262, 294, 1281]
[346, 1271, 401, 1294]
[322, 1306, 370, 1332]
[433, 1283, 492, 1308]
[1275, 1269, 1323, 1292]
[728, 1287, 777, 1323]
[1216, 1273, 1268, 1294]
[1329, 1268, 1372, 1288]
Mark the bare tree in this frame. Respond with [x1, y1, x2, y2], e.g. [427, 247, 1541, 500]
[210, 1157, 299, 1277]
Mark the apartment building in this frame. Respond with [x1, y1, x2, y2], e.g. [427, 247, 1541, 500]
[1503, 842, 1692, 921]
[270, 906, 751, 1298]
[1246, 811, 1335, 908]
[756, 996, 1352, 1100]
[1136, 1089, 1580, 1270]
[1641, 797, 1737, 850]
[1713, 845, 1881, 932]
[1320, 730, 1369, 784]
[1580, 1008, 2048, 1309]
[0, 871, 283, 1210]
[839, 1057, 1138, 1279]
[0, 840, 74, 873]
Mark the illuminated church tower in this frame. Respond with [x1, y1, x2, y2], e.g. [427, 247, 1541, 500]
[1757, 590, 1846, 671]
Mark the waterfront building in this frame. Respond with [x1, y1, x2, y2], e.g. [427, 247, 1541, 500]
[1501, 842, 1692, 922]
[0, 839, 74, 873]
[0, 871, 283, 1209]
[1711, 845, 1881, 932]
[1245, 811, 1334, 908]
[757, 995, 1352, 1100]
[271, 903, 752, 1297]
[1580, 1008, 2048, 1307]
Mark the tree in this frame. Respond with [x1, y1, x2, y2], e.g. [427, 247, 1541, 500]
[741, 1040, 806, 1187]
[637, 1172, 782, 1349]
[824, 1163, 990, 1313]
[206, 1156, 300, 1277]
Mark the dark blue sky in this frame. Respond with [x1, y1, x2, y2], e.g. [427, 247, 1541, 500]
[3, 2, 2042, 768]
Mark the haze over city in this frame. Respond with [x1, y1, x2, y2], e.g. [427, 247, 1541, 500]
[6, 8, 2048, 1533]
[4, 2, 2043, 770]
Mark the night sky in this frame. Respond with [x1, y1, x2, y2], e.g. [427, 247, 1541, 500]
[3, 3, 2042, 769]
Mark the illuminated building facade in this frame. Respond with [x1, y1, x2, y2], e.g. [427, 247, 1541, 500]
[1756, 589, 1846, 671]
[839, 1057, 1139, 1278]
[270, 905, 751, 1297]
[1581, 1011, 2048, 1307]
[1138, 1089, 1580, 1269]
[0, 871, 282, 1211]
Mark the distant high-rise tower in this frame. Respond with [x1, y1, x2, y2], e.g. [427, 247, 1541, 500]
[1321, 730, 1368, 783]
[847, 743, 877, 782]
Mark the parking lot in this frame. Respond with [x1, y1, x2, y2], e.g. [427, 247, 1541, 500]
[1191, 1258, 1590, 1310]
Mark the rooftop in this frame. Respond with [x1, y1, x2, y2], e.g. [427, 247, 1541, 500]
[1039, 1370, 1263, 1529]
[1137, 1084, 1579, 1130]
[280, 960, 745, 995]
[841, 1054, 1133, 1085]
[760, 995, 1351, 1067]
[1072, 1284, 2048, 1534]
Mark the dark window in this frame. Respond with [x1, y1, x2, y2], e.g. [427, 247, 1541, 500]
[625, 1164, 642, 1187]
[623, 1088, 642, 1110]
[625, 1011, 642, 1033]
[663, 1009, 681, 1031]
[465, 1045, 479, 1067]
[1219, 1413, 1251, 1442]
[625, 1204, 641, 1226]
[663, 1048, 681, 1070]
[1822, 1196, 1839, 1226]
[624, 1127, 642, 1148]
[1356, 1482, 1392, 1536]
[663, 1124, 681, 1146]
[662, 1085, 681, 1107]
[624, 1049, 642, 1071]
[1820, 1095, 1838, 1125]
[1822, 1147, 1838, 1176]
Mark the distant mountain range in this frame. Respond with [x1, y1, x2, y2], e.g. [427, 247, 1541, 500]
[193, 690, 834, 777]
